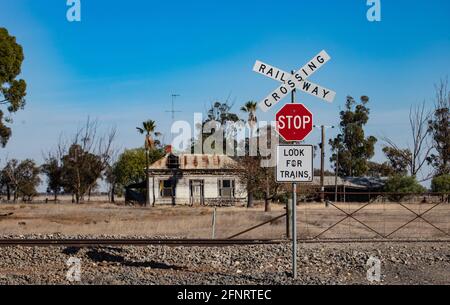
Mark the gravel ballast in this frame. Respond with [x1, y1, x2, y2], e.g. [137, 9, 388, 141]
[0, 235, 448, 285]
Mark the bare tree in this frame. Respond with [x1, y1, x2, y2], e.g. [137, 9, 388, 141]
[383, 102, 432, 180]
[59, 118, 117, 203]
[408, 102, 433, 178]
[228, 125, 282, 212]
[229, 155, 260, 208]
[104, 148, 120, 204]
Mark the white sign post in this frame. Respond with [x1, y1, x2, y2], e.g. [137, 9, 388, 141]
[276, 145, 314, 183]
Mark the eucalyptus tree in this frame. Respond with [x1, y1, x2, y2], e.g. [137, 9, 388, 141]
[329, 96, 377, 176]
[427, 79, 450, 176]
[2, 159, 40, 202]
[0, 28, 27, 147]
[58, 118, 116, 203]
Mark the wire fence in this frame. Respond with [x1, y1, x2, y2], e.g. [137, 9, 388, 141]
[296, 192, 449, 241]
[0, 192, 448, 241]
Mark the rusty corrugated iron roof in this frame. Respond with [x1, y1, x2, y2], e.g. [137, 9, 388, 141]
[311, 176, 386, 189]
[149, 154, 236, 170]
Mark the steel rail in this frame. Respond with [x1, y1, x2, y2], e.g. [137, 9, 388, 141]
[298, 238, 450, 243]
[0, 238, 284, 247]
[0, 238, 448, 247]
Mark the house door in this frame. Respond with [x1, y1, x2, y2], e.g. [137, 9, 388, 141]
[190, 180, 204, 206]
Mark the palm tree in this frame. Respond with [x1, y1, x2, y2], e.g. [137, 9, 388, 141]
[240, 101, 258, 135]
[136, 120, 160, 206]
[240, 101, 258, 208]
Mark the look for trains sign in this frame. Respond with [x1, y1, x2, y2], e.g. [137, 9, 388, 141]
[276, 145, 313, 183]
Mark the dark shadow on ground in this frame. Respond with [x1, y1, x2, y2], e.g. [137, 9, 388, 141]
[84, 248, 185, 270]
[62, 247, 81, 255]
[62, 246, 124, 256]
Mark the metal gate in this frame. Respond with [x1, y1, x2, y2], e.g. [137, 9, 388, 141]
[298, 192, 450, 241]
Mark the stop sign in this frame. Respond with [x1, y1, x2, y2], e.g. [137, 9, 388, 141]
[275, 103, 313, 142]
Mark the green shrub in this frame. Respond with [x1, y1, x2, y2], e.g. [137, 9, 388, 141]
[431, 175, 450, 193]
[384, 175, 426, 202]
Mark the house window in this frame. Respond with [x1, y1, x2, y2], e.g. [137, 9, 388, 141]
[160, 179, 174, 197]
[167, 154, 180, 169]
[218, 179, 235, 198]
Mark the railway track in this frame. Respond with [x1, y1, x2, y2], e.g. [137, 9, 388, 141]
[299, 238, 450, 243]
[0, 238, 448, 247]
[0, 238, 284, 247]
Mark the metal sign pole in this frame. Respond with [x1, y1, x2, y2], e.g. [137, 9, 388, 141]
[290, 70, 297, 279]
[292, 182, 297, 279]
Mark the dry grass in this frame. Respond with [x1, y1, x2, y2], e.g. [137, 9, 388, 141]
[0, 202, 286, 238]
[0, 201, 448, 239]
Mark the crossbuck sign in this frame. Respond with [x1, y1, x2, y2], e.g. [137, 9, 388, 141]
[253, 50, 336, 112]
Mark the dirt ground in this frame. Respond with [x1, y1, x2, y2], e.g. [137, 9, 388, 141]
[0, 201, 449, 240]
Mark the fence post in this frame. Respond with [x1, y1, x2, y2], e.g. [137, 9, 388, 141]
[212, 207, 217, 239]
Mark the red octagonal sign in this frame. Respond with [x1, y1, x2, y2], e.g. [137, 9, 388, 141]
[275, 103, 313, 142]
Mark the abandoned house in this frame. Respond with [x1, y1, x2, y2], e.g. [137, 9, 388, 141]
[146, 153, 247, 206]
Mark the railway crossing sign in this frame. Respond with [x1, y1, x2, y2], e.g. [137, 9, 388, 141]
[276, 145, 313, 183]
[275, 103, 313, 142]
[252, 50, 335, 280]
[253, 50, 336, 112]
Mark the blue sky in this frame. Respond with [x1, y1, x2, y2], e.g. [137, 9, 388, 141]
[0, 0, 449, 179]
